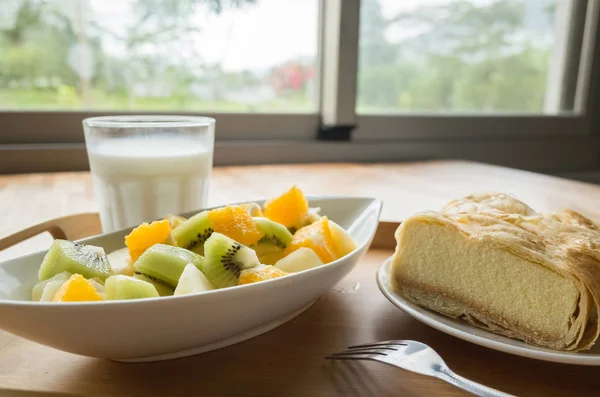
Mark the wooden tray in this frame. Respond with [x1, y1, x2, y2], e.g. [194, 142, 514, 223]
[0, 215, 598, 396]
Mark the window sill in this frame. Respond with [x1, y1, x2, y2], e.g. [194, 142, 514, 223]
[1, 134, 598, 174]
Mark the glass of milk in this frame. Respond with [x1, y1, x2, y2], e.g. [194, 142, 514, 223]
[82, 116, 215, 232]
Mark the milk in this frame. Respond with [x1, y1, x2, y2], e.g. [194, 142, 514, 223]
[87, 137, 213, 232]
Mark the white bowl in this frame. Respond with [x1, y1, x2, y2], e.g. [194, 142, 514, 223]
[0, 197, 381, 361]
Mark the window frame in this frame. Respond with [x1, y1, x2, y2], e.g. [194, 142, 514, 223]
[1, 0, 600, 174]
[0, 112, 319, 144]
[544, 0, 588, 113]
[349, 0, 600, 142]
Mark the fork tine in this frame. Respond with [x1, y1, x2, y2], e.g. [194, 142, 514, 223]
[349, 340, 407, 349]
[329, 349, 389, 357]
[341, 346, 397, 353]
[326, 353, 382, 361]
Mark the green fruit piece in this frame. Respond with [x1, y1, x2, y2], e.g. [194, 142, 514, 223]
[174, 264, 215, 295]
[32, 271, 71, 301]
[38, 240, 113, 281]
[105, 275, 159, 300]
[275, 247, 324, 273]
[133, 244, 204, 288]
[172, 211, 213, 254]
[253, 217, 293, 248]
[254, 242, 286, 265]
[251, 217, 293, 264]
[253, 242, 282, 257]
[201, 232, 260, 289]
[133, 273, 174, 296]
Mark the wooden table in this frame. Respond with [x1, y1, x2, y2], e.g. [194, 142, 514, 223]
[1, 161, 600, 396]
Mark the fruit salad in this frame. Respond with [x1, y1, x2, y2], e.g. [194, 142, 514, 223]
[32, 186, 358, 302]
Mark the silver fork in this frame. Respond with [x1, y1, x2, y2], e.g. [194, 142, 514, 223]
[327, 340, 514, 397]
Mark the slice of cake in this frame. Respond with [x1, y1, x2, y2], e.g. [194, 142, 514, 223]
[392, 192, 600, 351]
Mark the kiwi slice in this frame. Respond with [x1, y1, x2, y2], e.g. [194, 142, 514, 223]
[174, 264, 215, 295]
[253, 217, 293, 248]
[251, 217, 293, 264]
[133, 273, 174, 296]
[133, 244, 205, 289]
[105, 275, 159, 300]
[172, 211, 213, 254]
[201, 232, 260, 288]
[38, 240, 113, 281]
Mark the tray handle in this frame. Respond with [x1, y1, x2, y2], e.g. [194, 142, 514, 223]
[0, 213, 102, 252]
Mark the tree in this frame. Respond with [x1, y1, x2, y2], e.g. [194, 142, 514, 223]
[0, 0, 257, 108]
[0, 1, 81, 92]
[359, 0, 396, 69]
[90, 0, 255, 107]
[357, 0, 554, 112]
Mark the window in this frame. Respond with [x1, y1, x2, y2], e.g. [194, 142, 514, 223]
[357, 0, 563, 114]
[0, 0, 319, 112]
[1, 0, 600, 173]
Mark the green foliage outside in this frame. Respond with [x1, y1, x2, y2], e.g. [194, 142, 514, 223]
[0, 0, 555, 113]
[0, 0, 310, 112]
[358, 0, 555, 113]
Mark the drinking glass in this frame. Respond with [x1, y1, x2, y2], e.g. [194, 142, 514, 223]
[82, 115, 215, 232]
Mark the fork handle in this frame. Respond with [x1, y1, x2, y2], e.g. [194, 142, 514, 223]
[435, 366, 514, 397]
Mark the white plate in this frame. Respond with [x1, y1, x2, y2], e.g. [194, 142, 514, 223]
[377, 256, 600, 366]
[0, 197, 381, 362]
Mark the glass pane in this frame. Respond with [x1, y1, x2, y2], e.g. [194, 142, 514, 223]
[358, 0, 564, 114]
[0, 0, 318, 112]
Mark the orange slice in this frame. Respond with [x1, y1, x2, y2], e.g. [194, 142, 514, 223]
[125, 220, 173, 262]
[284, 216, 337, 263]
[238, 265, 287, 285]
[208, 205, 264, 246]
[53, 274, 103, 302]
[264, 186, 309, 228]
